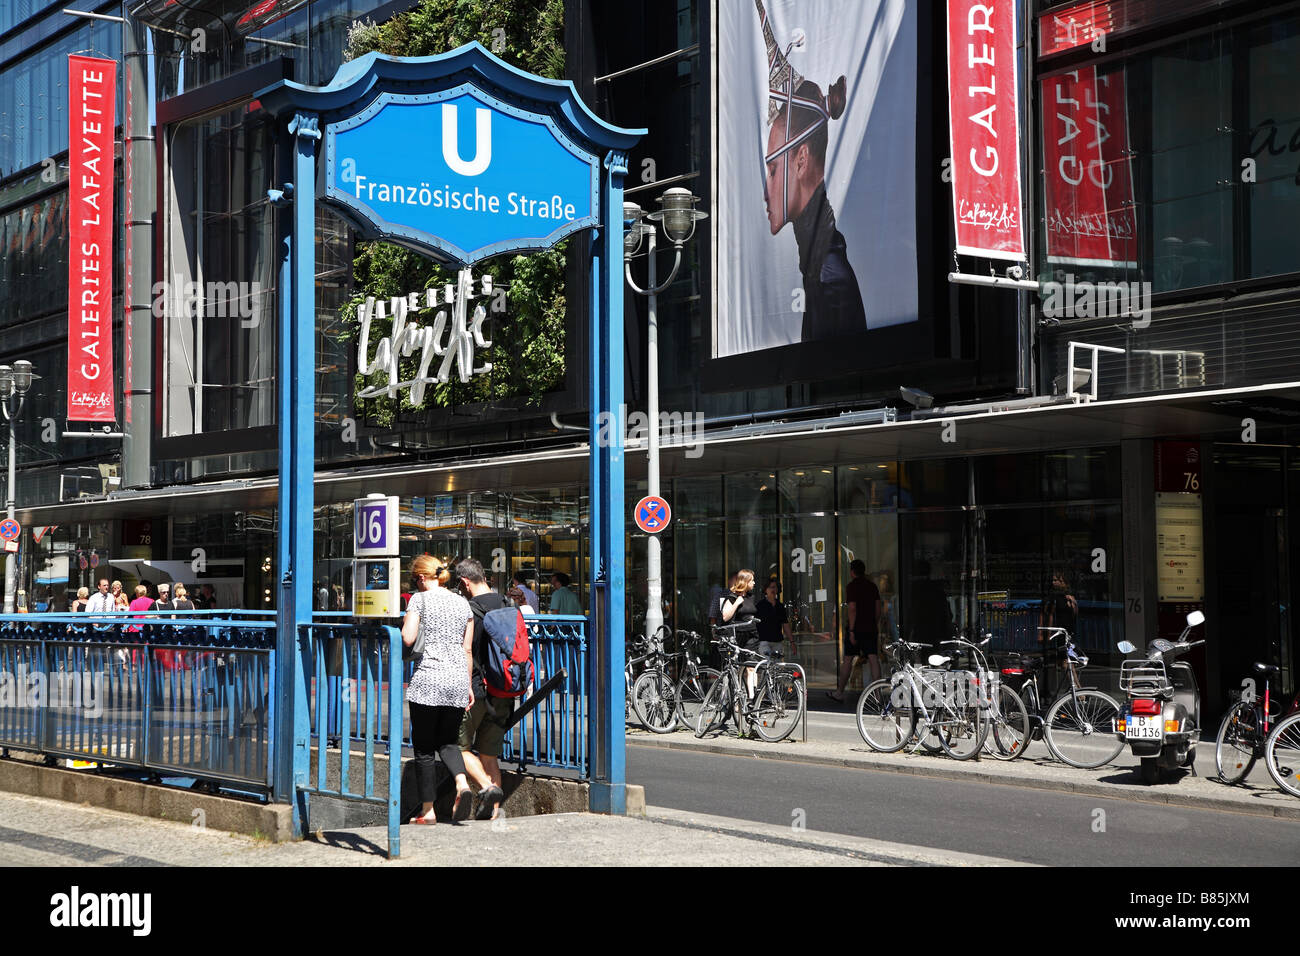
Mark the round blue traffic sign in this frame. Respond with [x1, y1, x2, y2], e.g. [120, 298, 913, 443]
[634, 495, 671, 534]
[0, 519, 19, 541]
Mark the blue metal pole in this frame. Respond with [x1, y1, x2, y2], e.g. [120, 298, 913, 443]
[290, 113, 319, 832]
[589, 150, 628, 814]
[273, 112, 320, 836]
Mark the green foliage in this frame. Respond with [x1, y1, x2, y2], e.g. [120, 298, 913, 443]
[343, 0, 568, 425]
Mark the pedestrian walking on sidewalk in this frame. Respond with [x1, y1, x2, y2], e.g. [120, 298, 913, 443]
[828, 559, 881, 703]
[457, 557, 511, 821]
[402, 554, 476, 824]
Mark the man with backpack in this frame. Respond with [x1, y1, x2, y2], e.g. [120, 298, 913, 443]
[457, 558, 512, 820]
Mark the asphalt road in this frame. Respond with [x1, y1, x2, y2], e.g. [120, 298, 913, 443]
[626, 744, 1300, 866]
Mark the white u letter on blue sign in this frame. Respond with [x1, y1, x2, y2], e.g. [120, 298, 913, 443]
[442, 104, 492, 176]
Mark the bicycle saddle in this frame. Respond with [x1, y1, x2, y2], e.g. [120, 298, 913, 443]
[927, 654, 952, 667]
[1253, 662, 1281, 677]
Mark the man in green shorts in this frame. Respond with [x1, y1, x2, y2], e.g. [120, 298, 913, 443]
[456, 558, 512, 820]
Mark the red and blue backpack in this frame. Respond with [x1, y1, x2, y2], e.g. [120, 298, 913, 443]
[481, 606, 534, 698]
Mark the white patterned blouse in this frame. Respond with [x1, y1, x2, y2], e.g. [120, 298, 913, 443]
[404, 587, 473, 708]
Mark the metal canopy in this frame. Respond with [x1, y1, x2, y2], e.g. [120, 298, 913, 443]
[22, 380, 1300, 525]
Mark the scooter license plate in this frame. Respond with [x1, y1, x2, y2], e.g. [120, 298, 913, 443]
[1126, 715, 1162, 740]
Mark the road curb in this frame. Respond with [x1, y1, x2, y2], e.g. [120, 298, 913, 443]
[627, 734, 1300, 822]
[644, 805, 1039, 866]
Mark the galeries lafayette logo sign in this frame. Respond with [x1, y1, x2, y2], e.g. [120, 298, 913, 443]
[67, 55, 116, 422]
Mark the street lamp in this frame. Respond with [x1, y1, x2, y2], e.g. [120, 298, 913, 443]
[624, 187, 706, 643]
[1, 360, 36, 614]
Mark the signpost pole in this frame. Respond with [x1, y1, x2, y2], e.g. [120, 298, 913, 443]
[589, 150, 629, 815]
[3, 403, 15, 614]
[273, 113, 320, 833]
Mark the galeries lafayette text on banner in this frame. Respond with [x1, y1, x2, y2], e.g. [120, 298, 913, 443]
[67, 55, 116, 422]
[946, 0, 1025, 261]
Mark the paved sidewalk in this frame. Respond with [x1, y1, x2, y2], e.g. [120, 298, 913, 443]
[0, 790, 1026, 866]
[626, 723, 1300, 821]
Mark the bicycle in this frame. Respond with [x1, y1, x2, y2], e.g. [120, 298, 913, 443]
[695, 624, 806, 742]
[630, 629, 722, 733]
[999, 627, 1124, 768]
[952, 632, 1031, 760]
[1215, 661, 1300, 794]
[855, 638, 988, 760]
[624, 629, 655, 727]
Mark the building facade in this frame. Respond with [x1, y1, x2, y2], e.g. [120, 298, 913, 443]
[1, 0, 1296, 714]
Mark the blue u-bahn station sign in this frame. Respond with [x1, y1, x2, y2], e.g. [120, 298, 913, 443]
[255, 42, 643, 822]
[326, 86, 599, 263]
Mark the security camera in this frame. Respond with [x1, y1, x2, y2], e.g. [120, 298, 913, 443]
[899, 387, 934, 410]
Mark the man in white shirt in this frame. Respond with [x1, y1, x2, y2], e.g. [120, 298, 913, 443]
[85, 579, 114, 614]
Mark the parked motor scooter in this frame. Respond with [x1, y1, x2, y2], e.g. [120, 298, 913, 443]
[1116, 611, 1206, 785]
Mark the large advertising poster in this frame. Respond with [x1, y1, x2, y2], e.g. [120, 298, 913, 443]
[1041, 66, 1137, 267]
[67, 54, 116, 422]
[714, 0, 918, 358]
[946, 0, 1025, 261]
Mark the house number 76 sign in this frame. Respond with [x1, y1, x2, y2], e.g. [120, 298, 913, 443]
[354, 495, 399, 557]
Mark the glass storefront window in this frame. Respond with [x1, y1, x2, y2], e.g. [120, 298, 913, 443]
[1147, 34, 1232, 292]
[837, 462, 900, 512]
[725, 472, 777, 516]
[1246, 14, 1300, 281]
[777, 467, 834, 514]
[0, 18, 120, 180]
[161, 104, 277, 438]
[899, 458, 967, 509]
[673, 476, 721, 520]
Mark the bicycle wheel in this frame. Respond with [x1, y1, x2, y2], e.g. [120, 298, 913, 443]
[986, 684, 1030, 760]
[632, 668, 679, 734]
[1214, 700, 1259, 785]
[675, 667, 721, 731]
[753, 667, 805, 742]
[937, 697, 987, 760]
[1264, 711, 1300, 798]
[856, 679, 913, 752]
[695, 673, 734, 737]
[1043, 689, 1124, 769]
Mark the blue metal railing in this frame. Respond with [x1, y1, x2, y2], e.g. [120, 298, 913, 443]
[0, 609, 591, 856]
[0, 612, 275, 789]
[318, 614, 589, 778]
[299, 621, 404, 859]
[503, 615, 588, 777]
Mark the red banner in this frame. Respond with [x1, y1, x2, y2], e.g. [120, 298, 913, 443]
[67, 55, 116, 423]
[1038, 0, 1116, 57]
[1041, 66, 1137, 267]
[946, 0, 1024, 261]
